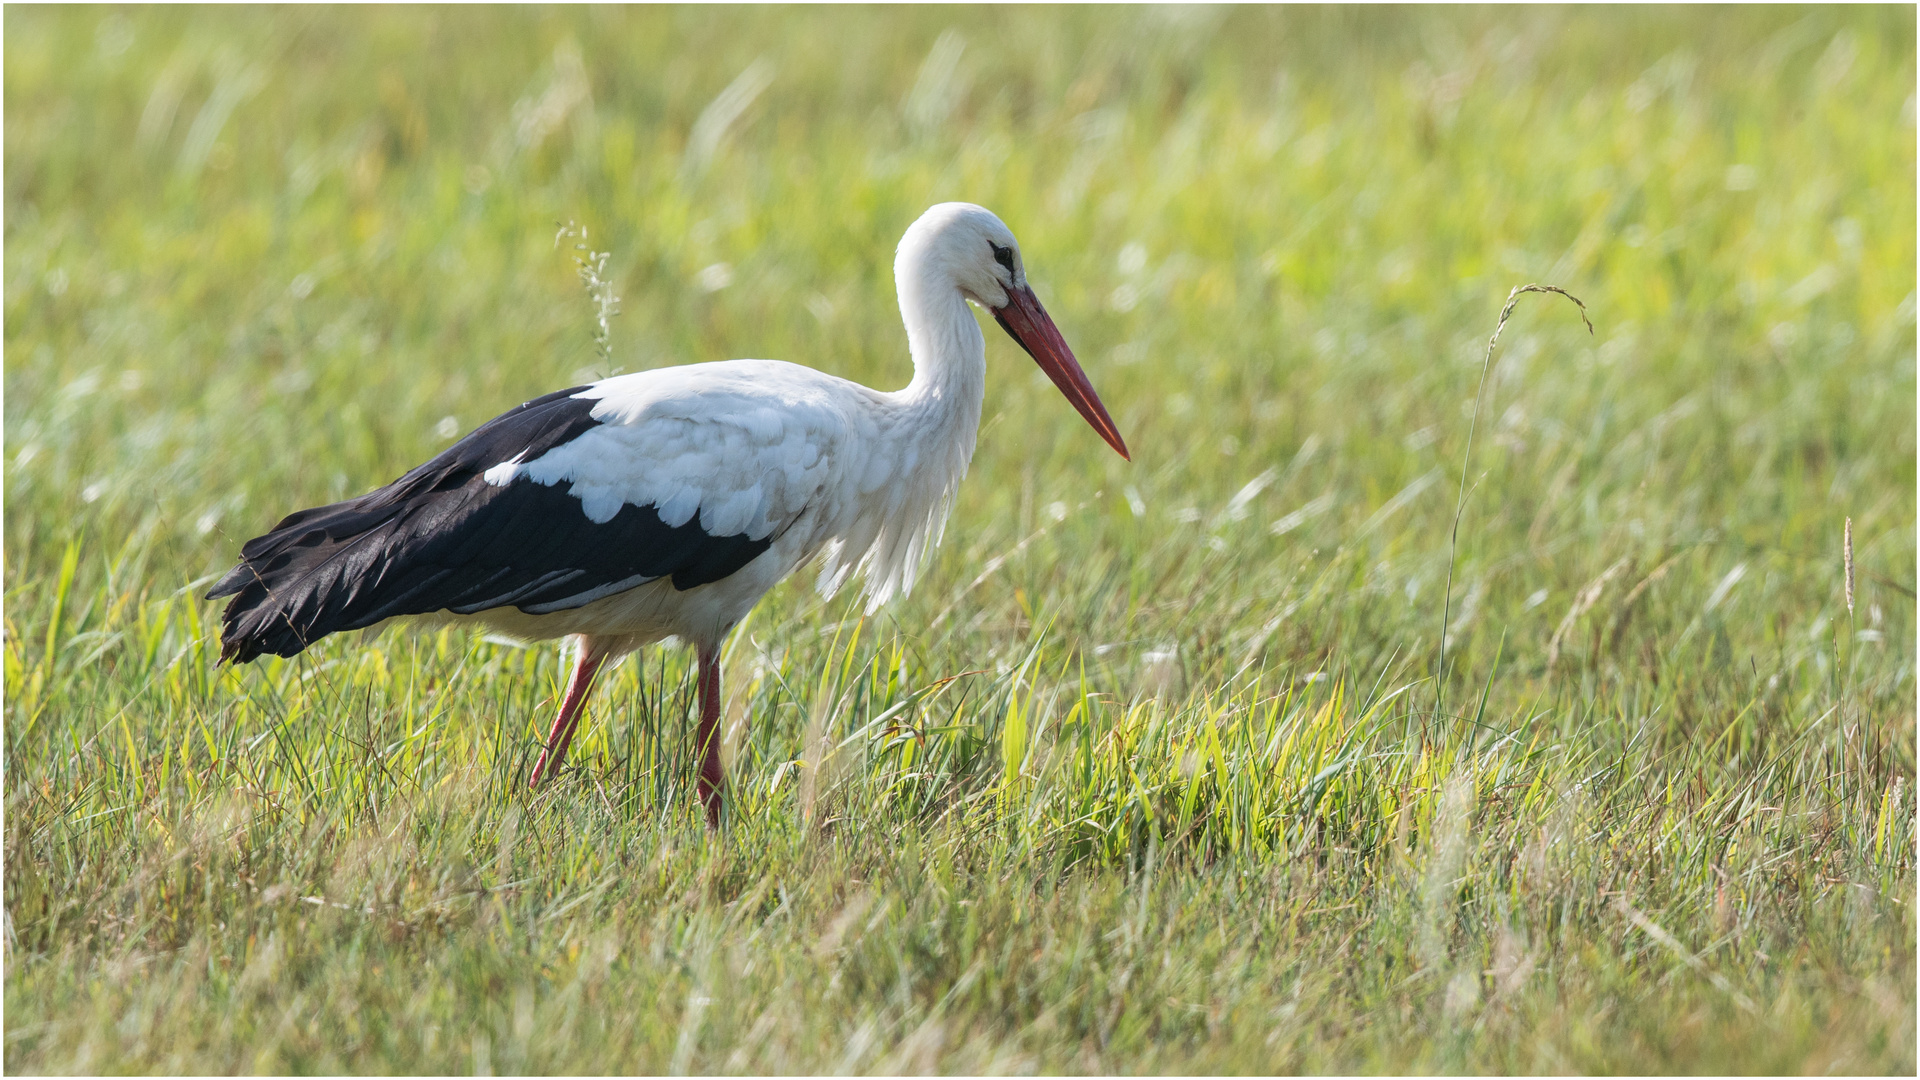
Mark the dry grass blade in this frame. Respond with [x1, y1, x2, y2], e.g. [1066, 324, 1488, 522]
[1606, 549, 1691, 648]
[1613, 897, 1758, 1014]
[1548, 557, 1632, 669]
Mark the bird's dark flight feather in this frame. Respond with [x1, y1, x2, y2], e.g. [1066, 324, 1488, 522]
[209, 386, 772, 664]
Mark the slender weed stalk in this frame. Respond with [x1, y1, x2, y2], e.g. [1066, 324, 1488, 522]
[1433, 284, 1592, 739]
[1843, 514, 1856, 699]
[557, 220, 622, 369]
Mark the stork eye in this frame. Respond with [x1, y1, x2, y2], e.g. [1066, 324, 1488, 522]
[990, 243, 1015, 272]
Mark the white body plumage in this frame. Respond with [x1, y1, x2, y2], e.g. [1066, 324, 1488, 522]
[471, 350, 979, 653]
[470, 203, 996, 654]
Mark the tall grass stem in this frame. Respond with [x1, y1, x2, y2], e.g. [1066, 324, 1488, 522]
[1433, 285, 1592, 736]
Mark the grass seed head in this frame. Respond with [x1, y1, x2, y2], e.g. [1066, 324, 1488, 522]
[1844, 516, 1855, 616]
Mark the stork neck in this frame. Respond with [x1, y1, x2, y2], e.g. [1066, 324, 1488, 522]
[896, 266, 987, 417]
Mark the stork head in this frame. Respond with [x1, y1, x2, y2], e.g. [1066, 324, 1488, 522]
[901, 203, 1130, 460]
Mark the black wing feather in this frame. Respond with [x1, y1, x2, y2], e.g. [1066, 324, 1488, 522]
[209, 386, 772, 664]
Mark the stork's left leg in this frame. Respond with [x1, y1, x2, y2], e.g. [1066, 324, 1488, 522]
[695, 647, 725, 827]
[529, 636, 609, 787]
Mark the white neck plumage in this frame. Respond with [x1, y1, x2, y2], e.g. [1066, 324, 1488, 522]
[814, 201, 1128, 612]
[816, 245, 986, 612]
[894, 251, 988, 434]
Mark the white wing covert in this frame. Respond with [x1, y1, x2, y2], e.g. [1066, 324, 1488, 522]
[481, 358, 971, 616]
[484, 361, 848, 548]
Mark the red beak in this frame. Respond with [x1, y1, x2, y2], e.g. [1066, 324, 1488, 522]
[992, 285, 1130, 460]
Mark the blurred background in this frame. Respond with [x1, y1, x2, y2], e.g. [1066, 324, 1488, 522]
[8, 7, 1913, 632]
[9, 7, 1914, 612]
[8, 9, 1913, 597]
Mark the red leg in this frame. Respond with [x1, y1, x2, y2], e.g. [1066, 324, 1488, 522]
[696, 648, 725, 827]
[529, 638, 608, 787]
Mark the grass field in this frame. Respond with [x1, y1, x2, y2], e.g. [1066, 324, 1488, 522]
[5, 6, 1915, 1073]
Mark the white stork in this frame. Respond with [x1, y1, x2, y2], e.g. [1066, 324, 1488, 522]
[210, 202, 1128, 825]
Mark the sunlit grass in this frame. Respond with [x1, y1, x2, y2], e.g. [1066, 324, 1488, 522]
[6, 5, 1915, 1073]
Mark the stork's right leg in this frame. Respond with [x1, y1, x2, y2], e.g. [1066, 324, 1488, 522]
[694, 647, 725, 827]
[529, 636, 609, 787]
